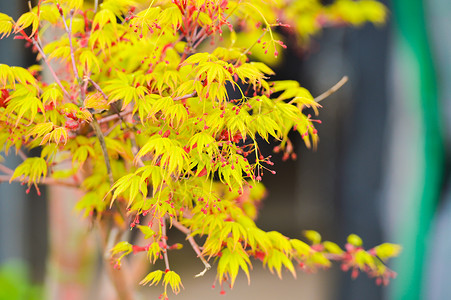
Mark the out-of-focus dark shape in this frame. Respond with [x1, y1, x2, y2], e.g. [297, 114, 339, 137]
[0, 1, 48, 285]
[384, 0, 445, 299]
[423, 0, 451, 299]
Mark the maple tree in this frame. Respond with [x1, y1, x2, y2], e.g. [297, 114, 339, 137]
[0, 0, 400, 299]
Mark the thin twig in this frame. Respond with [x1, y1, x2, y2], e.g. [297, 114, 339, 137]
[171, 219, 190, 234]
[129, 132, 145, 168]
[189, 12, 202, 44]
[97, 111, 132, 124]
[32, 39, 71, 99]
[17, 6, 70, 101]
[130, 214, 157, 284]
[88, 78, 132, 127]
[103, 120, 122, 137]
[0, 164, 14, 175]
[12, 14, 61, 95]
[161, 218, 171, 271]
[62, 9, 86, 103]
[110, 103, 131, 129]
[64, 10, 80, 80]
[191, 236, 211, 277]
[91, 119, 114, 186]
[236, 30, 267, 66]
[191, 33, 208, 51]
[0, 175, 79, 188]
[192, 27, 206, 42]
[58, 4, 114, 190]
[31, 34, 74, 100]
[173, 92, 196, 101]
[17, 149, 28, 161]
[314, 76, 348, 103]
[172, 220, 211, 277]
[88, 78, 108, 99]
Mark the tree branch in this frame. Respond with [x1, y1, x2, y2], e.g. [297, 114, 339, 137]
[130, 214, 157, 284]
[98, 220, 134, 300]
[97, 111, 132, 124]
[0, 175, 79, 188]
[87, 78, 107, 99]
[103, 120, 121, 137]
[61, 8, 86, 103]
[172, 220, 211, 277]
[129, 132, 145, 168]
[314, 76, 349, 103]
[90, 119, 114, 186]
[0, 164, 14, 175]
[94, 0, 99, 13]
[32, 38, 71, 99]
[17, 149, 28, 161]
[64, 10, 80, 81]
[173, 92, 197, 101]
[236, 30, 267, 66]
[87, 77, 134, 128]
[161, 218, 171, 271]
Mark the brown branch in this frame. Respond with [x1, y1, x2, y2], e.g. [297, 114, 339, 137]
[91, 108, 128, 228]
[314, 76, 348, 103]
[173, 92, 197, 101]
[172, 220, 211, 277]
[58, 7, 125, 258]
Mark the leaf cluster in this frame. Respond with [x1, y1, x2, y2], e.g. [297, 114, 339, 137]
[0, 0, 395, 298]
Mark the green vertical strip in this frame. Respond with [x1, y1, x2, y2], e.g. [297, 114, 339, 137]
[391, 0, 444, 299]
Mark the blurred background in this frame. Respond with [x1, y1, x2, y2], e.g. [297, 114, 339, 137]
[0, 0, 450, 299]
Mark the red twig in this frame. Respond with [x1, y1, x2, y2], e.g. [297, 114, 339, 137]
[0, 174, 79, 188]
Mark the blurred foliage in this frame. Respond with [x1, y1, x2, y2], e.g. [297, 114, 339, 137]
[0, 261, 42, 300]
